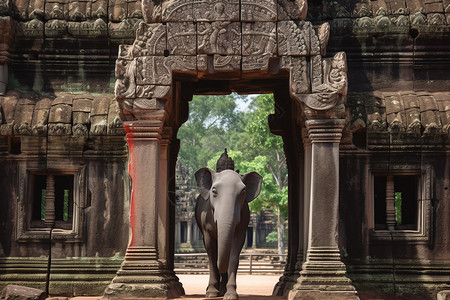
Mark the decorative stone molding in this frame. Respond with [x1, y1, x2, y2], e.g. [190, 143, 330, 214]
[113, 0, 348, 122]
[0, 92, 125, 137]
[16, 162, 87, 242]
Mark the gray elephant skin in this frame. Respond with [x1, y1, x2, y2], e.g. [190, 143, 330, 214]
[195, 167, 263, 299]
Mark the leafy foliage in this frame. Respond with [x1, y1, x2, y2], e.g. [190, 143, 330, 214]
[178, 93, 288, 252]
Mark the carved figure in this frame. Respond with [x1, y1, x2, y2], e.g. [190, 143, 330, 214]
[195, 151, 262, 299]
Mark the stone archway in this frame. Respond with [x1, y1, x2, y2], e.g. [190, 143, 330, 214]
[103, 0, 358, 299]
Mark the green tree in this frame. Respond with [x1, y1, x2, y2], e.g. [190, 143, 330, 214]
[206, 94, 288, 258]
[241, 94, 288, 259]
[178, 93, 288, 257]
[177, 94, 246, 177]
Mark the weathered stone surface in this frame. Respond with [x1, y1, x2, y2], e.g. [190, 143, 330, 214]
[242, 22, 276, 56]
[193, 0, 238, 21]
[277, 0, 308, 21]
[49, 104, 71, 123]
[438, 290, 450, 300]
[162, 0, 193, 22]
[241, 0, 277, 21]
[167, 22, 196, 55]
[72, 98, 93, 112]
[197, 22, 241, 55]
[0, 284, 46, 300]
[133, 23, 166, 57]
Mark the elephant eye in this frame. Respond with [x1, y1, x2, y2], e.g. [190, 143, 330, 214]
[212, 187, 218, 196]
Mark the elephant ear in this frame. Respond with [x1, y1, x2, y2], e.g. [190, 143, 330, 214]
[195, 167, 215, 199]
[242, 171, 263, 203]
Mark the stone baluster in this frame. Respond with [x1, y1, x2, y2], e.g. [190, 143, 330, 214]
[44, 174, 55, 227]
[289, 119, 358, 300]
[385, 175, 396, 230]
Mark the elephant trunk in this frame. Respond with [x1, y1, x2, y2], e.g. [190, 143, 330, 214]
[216, 206, 240, 274]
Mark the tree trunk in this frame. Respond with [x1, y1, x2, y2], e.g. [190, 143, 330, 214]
[277, 208, 285, 262]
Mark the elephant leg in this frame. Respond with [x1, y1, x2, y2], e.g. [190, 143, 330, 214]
[224, 236, 245, 300]
[203, 233, 221, 298]
[219, 272, 228, 295]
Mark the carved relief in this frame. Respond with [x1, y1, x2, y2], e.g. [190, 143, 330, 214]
[277, 21, 308, 56]
[18, 18, 44, 37]
[45, 19, 68, 37]
[198, 21, 240, 55]
[242, 22, 276, 56]
[317, 23, 330, 57]
[193, 0, 239, 21]
[45, 0, 68, 20]
[167, 22, 196, 55]
[277, 0, 308, 21]
[133, 23, 167, 56]
[283, 56, 310, 94]
[136, 85, 171, 99]
[242, 54, 272, 71]
[241, 0, 276, 21]
[115, 58, 136, 99]
[68, 19, 107, 37]
[162, 0, 193, 22]
[213, 55, 240, 71]
[108, 0, 127, 22]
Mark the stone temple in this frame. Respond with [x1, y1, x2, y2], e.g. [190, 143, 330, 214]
[0, 0, 449, 299]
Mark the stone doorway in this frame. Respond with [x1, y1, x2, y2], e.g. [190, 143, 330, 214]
[103, 0, 358, 299]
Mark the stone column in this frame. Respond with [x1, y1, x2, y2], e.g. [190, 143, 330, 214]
[158, 128, 171, 264]
[186, 220, 192, 245]
[301, 133, 312, 263]
[289, 119, 358, 300]
[252, 225, 257, 249]
[104, 113, 183, 298]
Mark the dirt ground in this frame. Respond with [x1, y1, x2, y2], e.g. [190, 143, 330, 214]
[66, 274, 285, 300]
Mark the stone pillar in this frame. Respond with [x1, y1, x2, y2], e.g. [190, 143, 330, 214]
[104, 114, 183, 299]
[289, 119, 358, 300]
[252, 225, 257, 249]
[186, 220, 192, 245]
[158, 128, 171, 264]
[301, 134, 312, 263]
[175, 221, 180, 246]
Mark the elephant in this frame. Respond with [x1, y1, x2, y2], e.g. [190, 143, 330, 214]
[195, 167, 263, 299]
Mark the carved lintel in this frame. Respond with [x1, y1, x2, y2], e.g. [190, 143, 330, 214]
[213, 55, 241, 71]
[133, 23, 167, 57]
[242, 22, 276, 56]
[136, 84, 171, 99]
[136, 56, 197, 86]
[241, 0, 277, 21]
[277, 21, 308, 56]
[162, 0, 193, 22]
[194, 0, 239, 22]
[167, 22, 196, 55]
[277, 0, 308, 21]
[242, 54, 272, 72]
[197, 22, 241, 55]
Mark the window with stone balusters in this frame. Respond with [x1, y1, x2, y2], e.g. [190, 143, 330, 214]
[368, 167, 433, 243]
[16, 163, 86, 242]
[30, 173, 74, 230]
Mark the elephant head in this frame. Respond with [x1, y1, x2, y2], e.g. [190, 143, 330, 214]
[195, 167, 262, 273]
